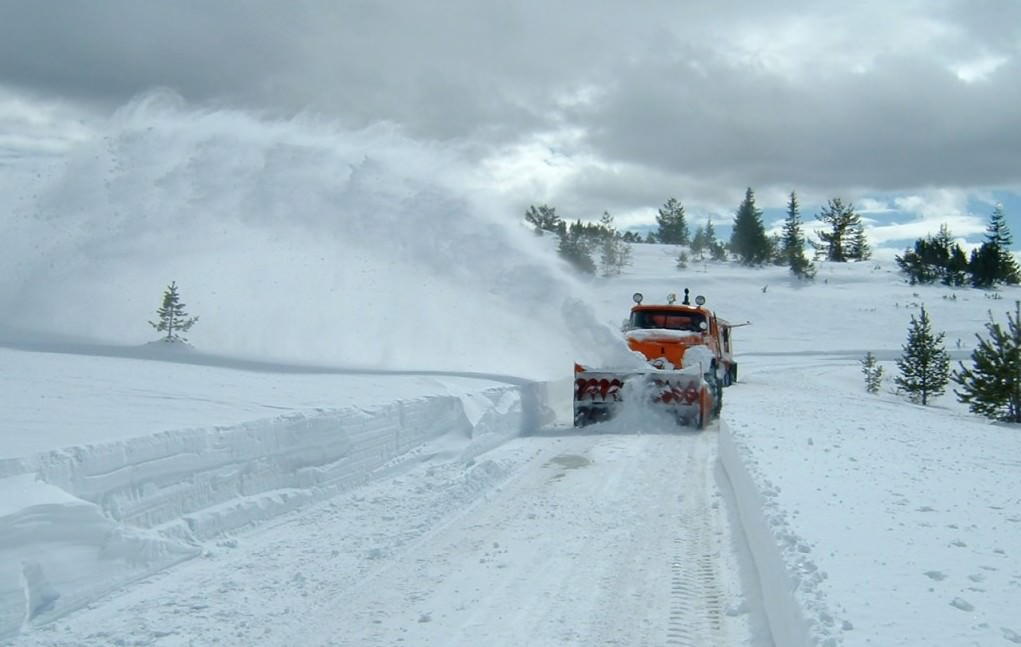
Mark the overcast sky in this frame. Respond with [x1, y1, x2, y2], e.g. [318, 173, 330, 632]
[1, 0, 1019, 238]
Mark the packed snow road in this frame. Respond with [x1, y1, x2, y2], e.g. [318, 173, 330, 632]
[11, 425, 766, 647]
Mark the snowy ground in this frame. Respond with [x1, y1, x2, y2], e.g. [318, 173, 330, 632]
[2, 106, 1020, 646]
[4, 252, 1020, 646]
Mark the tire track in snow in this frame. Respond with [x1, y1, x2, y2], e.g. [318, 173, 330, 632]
[297, 429, 754, 647]
[664, 429, 728, 647]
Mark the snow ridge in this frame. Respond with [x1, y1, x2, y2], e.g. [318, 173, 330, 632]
[718, 424, 815, 647]
[0, 383, 556, 639]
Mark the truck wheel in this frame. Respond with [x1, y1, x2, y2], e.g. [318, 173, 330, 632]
[574, 407, 591, 427]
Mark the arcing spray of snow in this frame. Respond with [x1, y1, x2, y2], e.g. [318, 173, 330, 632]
[0, 92, 624, 379]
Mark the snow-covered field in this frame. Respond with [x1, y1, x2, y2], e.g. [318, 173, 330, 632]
[2, 105, 1020, 646]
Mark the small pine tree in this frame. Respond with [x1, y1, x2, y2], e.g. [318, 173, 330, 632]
[655, 198, 690, 245]
[675, 250, 689, 269]
[895, 305, 950, 405]
[149, 281, 198, 343]
[600, 236, 632, 277]
[815, 198, 865, 262]
[861, 352, 884, 394]
[944, 244, 970, 287]
[729, 187, 771, 265]
[710, 240, 728, 262]
[597, 212, 632, 276]
[558, 220, 597, 274]
[969, 242, 1002, 288]
[690, 225, 707, 261]
[781, 190, 815, 279]
[704, 218, 728, 261]
[952, 301, 1021, 423]
[984, 204, 1020, 285]
[768, 233, 785, 266]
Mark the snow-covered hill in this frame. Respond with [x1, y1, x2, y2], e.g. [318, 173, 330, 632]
[2, 103, 1020, 646]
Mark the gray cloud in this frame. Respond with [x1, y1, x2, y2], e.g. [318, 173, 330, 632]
[579, 52, 1021, 190]
[0, 3, 325, 114]
[1, 0, 1019, 218]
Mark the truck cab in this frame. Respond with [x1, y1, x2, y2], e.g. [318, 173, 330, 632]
[624, 290, 737, 386]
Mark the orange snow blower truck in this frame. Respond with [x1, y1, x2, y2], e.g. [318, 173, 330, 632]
[573, 289, 741, 428]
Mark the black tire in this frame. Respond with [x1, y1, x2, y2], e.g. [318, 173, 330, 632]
[574, 407, 590, 427]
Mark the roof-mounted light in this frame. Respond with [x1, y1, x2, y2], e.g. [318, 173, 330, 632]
[633, 292, 643, 304]
[695, 295, 706, 306]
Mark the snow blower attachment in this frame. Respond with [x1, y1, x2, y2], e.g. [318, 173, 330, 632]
[573, 289, 741, 428]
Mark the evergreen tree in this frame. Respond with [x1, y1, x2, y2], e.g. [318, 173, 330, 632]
[558, 220, 597, 274]
[815, 198, 865, 262]
[861, 352, 884, 394]
[692, 219, 727, 261]
[690, 225, 707, 261]
[149, 281, 198, 343]
[931, 223, 956, 267]
[675, 249, 689, 270]
[768, 233, 785, 266]
[597, 211, 632, 276]
[952, 301, 1021, 423]
[986, 203, 1013, 248]
[896, 238, 940, 285]
[969, 242, 1002, 288]
[729, 187, 771, 265]
[932, 223, 969, 287]
[655, 198, 690, 245]
[524, 204, 562, 235]
[984, 204, 1020, 284]
[895, 305, 950, 405]
[706, 218, 728, 261]
[781, 190, 816, 279]
[945, 244, 970, 287]
[896, 224, 969, 286]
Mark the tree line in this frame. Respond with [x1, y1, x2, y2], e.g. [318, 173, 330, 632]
[525, 187, 875, 279]
[524, 205, 634, 276]
[895, 205, 1020, 289]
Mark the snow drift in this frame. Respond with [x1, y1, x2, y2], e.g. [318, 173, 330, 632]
[0, 372, 561, 638]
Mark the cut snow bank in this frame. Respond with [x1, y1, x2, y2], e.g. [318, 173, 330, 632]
[718, 424, 814, 647]
[0, 380, 563, 639]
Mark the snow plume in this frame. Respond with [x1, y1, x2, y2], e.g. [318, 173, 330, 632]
[0, 91, 617, 378]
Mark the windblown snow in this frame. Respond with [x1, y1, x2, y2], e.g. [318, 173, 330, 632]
[1, 97, 1019, 646]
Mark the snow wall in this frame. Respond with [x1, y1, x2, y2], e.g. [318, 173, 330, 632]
[0, 381, 560, 639]
[719, 424, 818, 647]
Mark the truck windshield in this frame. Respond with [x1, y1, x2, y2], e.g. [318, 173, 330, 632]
[632, 310, 706, 332]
